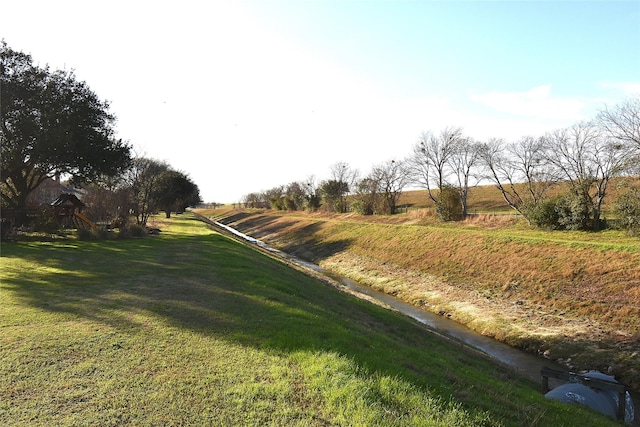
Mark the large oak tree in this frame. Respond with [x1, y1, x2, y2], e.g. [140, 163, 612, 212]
[1, 42, 131, 222]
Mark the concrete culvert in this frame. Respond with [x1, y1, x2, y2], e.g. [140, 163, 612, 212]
[544, 370, 635, 424]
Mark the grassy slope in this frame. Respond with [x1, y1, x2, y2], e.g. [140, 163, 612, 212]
[206, 208, 640, 394]
[0, 214, 618, 426]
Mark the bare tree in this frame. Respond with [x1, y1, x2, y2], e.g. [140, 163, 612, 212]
[327, 161, 359, 213]
[542, 121, 635, 229]
[408, 127, 462, 205]
[329, 161, 360, 189]
[369, 159, 410, 215]
[597, 96, 640, 150]
[302, 175, 321, 211]
[449, 137, 482, 218]
[409, 126, 484, 220]
[242, 192, 262, 208]
[479, 136, 556, 221]
[82, 183, 130, 225]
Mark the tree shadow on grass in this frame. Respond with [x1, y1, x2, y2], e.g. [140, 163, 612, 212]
[0, 228, 617, 426]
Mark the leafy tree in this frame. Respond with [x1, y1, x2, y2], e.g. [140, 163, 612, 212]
[554, 190, 592, 230]
[526, 196, 561, 230]
[319, 179, 349, 212]
[352, 176, 380, 215]
[283, 181, 306, 211]
[153, 170, 201, 218]
[0, 42, 131, 223]
[262, 186, 285, 210]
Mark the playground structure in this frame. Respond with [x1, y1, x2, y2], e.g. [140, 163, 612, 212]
[73, 211, 96, 229]
[51, 193, 96, 229]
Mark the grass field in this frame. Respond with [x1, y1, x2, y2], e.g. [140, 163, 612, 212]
[0, 214, 620, 426]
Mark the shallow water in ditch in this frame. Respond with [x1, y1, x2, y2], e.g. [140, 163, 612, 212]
[213, 220, 560, 381]
[212, 219, 638, 424]
[294, 256, 562, 381]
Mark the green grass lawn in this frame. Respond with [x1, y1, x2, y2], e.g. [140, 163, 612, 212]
[0, 214, 617, 426]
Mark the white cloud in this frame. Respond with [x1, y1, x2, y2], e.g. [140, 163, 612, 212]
[469, 85, 584, 121]
[598, 81, 640, 96]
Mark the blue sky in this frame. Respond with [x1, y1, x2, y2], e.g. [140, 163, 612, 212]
[3, 0, 639, 203]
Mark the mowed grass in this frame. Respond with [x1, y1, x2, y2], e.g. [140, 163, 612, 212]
[0, 215, 616, 426]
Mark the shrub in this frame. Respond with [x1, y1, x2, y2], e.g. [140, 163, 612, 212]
[555, 192, 591, 230]
[77, 227, 112, 241]
[525, 193, 595, 231]
[118, 224, 148, 239]
[269, 197, 285, 211]
[131, 224, 148, 237]
[33, 207, 60, 234]
[305, 194, 321, 212]
[526, 198, 561, 229]
[614, 187, 640, 236]
[352, 199, 375, 215]
[435, 185, 462, 221]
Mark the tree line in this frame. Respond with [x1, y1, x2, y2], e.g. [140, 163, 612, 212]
[3, 41, 637, 234]
[242, 97, 640, 233]
[1, 42, 201, 229]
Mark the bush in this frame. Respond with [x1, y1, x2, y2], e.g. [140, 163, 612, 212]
[526, 198, 561, 229]
[525, 193, 596, 231]
[555, 192, 591, 230]
[33, 208, 60, 234]
[269, 197, 285, 211]
[118, 224, 148, 239]
[615, 187, 640, 236]
[77, 227, 112, 241]
[305, 194, 321, 212]
[352, 199, 375, 215]
[435, 185, 462, 221]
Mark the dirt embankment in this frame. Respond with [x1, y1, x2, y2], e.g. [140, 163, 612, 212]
[202, 208, 640, 392]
